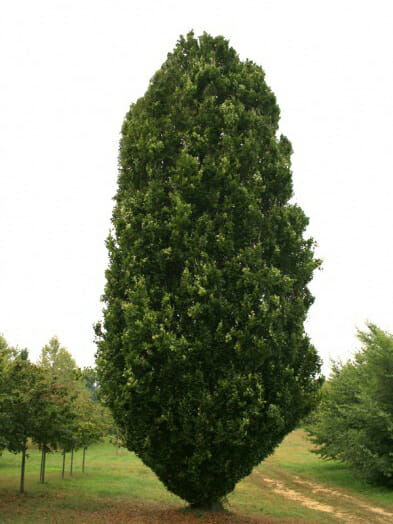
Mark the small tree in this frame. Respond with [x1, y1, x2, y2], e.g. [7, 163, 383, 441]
[73, 388, 109, 473]
[36, 337, 79, 482]
[57, 417, 77, 480]
[39, 336, 77, 388]
[307, 323, 393, 485]
[96, 32, 321, 507]
[0, 334, 12, 454]
[0, 350, 46, 493]
[33, 376, 77, 483]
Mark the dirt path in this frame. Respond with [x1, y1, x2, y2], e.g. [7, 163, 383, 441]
[250, 466, 393, 523]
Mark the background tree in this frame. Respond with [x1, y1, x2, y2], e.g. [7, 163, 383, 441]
[108, 419, 127, 455]
[39, 336, 78, 391]
[0, 333, 12, 454]
[38, 339, 110, 478]
[32, 374, 77, 484]
[56, 396, 83, 480]
[36, 337, 79, 482]
[307, 323, 393, 485]
[0, 349, 45, 493]
[0, 333, 12, 372]
[96, 31, 321, 507]
[79, 366, 99, 402]
[73, 388, 110, 473]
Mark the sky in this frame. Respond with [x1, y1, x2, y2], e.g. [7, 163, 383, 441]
[1, 0, 392, 374]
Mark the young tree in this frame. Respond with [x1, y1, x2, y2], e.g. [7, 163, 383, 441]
[96, 32, 321, 507]
[0, 334, 12, 454]
[33, 376, 77, 484]
[39, 336, 77, 388]
[36, 337, 79, 483]
[73, 388, 109, 473]
[307, 323, 393, 485]
[57, 419, 77, 479]
[0, 350, 45, 493]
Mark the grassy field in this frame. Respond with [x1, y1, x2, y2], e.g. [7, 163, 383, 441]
[1, 430, 393, 523]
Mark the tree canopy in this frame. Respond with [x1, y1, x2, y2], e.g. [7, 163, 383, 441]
[96, 31, 321, 507]
[39, 336, 77, 387]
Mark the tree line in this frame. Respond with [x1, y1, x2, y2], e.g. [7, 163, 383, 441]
[0, 335, 114, 493]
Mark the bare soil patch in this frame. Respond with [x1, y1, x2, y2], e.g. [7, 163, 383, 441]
[251, 468, 393, 524]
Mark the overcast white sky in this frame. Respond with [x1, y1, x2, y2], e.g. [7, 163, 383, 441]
[1, 0, 392, 374]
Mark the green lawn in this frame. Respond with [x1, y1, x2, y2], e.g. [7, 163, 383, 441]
[1, 431, 393, 523]
[266, 429, 393, 507]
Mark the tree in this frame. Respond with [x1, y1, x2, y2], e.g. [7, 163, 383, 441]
[74, 390, 110, 472]
[38, 339, 110, 478]
[306, 323, 393, 485]
[32, 374, 76, 484]
[0, 333, 12, 372]
[57, 410, 78, 479]
[39, 336, 77, 388]
[0, 334, 12, 454]
[0, 349, 46, 493]
[36, 337, 78, 482]
[96, 31, 321, 507]
[108, 419, 127, 455]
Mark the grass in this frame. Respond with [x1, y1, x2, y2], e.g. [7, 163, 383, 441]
[0, 443, 183, 524]
[1, 431, 393, 523]
[266, 429, 393, 507]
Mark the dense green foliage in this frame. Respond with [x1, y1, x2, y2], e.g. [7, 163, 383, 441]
[96, 32, 321, 506]
[307, 323, 393, 485]
[1, 350, 32, 450]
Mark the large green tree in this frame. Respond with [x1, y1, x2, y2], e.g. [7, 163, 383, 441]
[96, 32, 321, 507]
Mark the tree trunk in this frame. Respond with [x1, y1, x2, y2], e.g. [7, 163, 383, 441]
[82, 447, 86, 473]
[40, 446, 44, 483]
[62, 449, 66, 479]
[42, 445, 46, 483]
[70, 445, 74, 476]
[40, 445, 47, 483]
[190, 500, 224, 512]
[20, 444, 26, 494]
